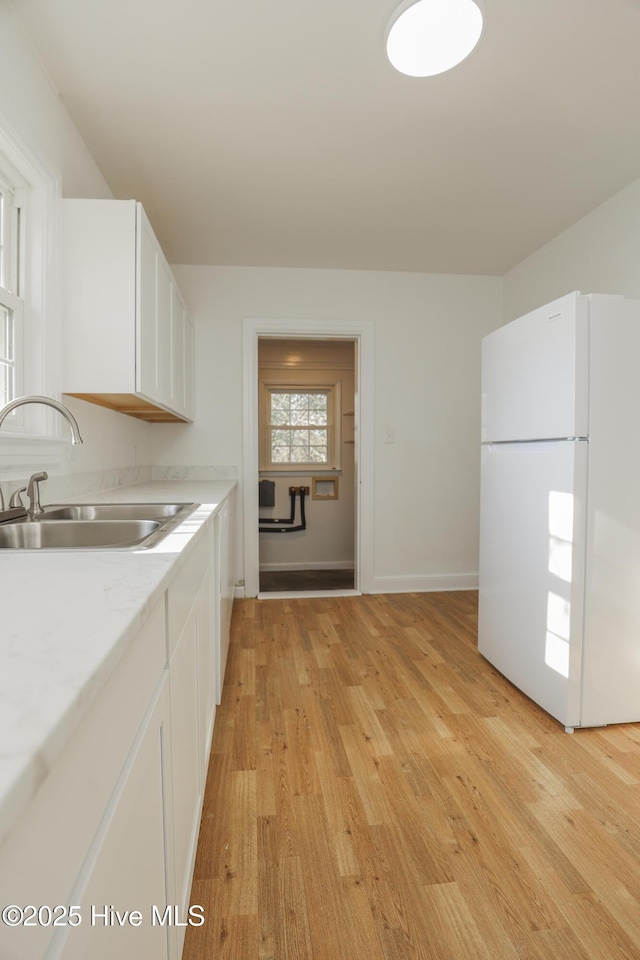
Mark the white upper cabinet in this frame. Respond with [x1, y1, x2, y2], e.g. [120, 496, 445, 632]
[169, 284, 195, 421]
[62, 199, 194, 422]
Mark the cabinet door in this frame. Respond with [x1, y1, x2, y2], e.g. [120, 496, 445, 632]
[169, 287, 195, 422]
[215, 494, 236, 704]
[197, 563, 216, 776]
[170, 599, 202, 954]
[63, 198, 137, 394]
[170, 286, 186, 416]
[55, 681, 172, 960]
[0, 598, 167, 960]
[157, 256, 173, 405]
[136, 207, 161, 403]
[166, 530, 214, 956]
[184, 312, 195, 421]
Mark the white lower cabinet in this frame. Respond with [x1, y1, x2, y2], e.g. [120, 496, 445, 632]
[215, 488, 236, 703]
[0, 597, 168, 960]
[0, 493, 236, 960]
[55, 680, 172, 960]
[166, 535, 214, 960]
[197, 561, 216, 779]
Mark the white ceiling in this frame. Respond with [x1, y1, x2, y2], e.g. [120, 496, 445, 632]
[11, 0, 640, 274]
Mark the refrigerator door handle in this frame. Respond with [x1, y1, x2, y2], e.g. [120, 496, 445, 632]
[482, 437, 589, 445]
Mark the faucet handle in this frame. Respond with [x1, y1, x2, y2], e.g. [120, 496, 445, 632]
[9, 486, 27, 509]
[26, 471, 48, 518]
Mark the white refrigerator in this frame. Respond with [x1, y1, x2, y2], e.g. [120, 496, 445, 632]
[478, 291, 640, 731]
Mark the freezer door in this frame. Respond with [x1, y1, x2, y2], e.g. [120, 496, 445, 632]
[481, 292, 589, 443]
[478, 440, 588, 727]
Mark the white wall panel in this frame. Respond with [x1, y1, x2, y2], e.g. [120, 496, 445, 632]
[160, 266, 502, 592]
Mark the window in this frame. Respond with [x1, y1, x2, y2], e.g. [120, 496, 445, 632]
[0, 127, 59, 448]
[259, 382, 342, 472]
[0, 160, 24, 408]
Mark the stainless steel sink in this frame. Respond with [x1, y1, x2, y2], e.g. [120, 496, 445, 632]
[0, 520, 161, 550]
[41, 503, 186, 521]
[0, 502, 198, 550]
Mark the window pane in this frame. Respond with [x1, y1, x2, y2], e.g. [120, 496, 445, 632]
[0, 361, 11, 407]
[0, 303, 10, 359]
[272, 445, 291, 463]
[290, 446, 311, 463]
[0, 304, 13, 406]
[308, 446, 327, 462]
[307, 408, 327, 425]
[289, 407, 309, 426]
[271, 393, 290, 415]
[271, 408, 289, 425]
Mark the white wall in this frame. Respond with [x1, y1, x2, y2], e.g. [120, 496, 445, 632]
[157, 266, 502, 593]
[0, 2, 153, 500]
[0, 3, 109, 199]
[503, 177, 640, 322]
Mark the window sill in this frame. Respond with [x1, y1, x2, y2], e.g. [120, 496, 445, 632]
[259, 468, 342, 477]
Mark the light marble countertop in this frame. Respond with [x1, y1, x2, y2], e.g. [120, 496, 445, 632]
[0, 479, 236, 846]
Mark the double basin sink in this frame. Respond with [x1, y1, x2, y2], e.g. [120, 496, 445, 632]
[0, 502, 198, 550]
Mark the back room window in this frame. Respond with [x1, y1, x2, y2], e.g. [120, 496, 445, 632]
[260, 383, 341, 472]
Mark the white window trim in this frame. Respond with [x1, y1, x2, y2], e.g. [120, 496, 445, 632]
[258, 379, 342, 474]
[0, 112, 67, 471]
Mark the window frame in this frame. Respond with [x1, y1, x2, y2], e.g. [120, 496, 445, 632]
[0, 161, 25, 409]
[259, 379, 342, 474]
[0, 115, 64, 465]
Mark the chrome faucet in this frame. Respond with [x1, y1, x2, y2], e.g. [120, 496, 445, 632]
[0, 395, 83, 517]
[0, 395, 83, 445]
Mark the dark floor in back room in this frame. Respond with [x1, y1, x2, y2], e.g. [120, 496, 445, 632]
[259, 568, 355, 592]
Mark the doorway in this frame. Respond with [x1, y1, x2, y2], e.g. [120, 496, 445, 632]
[242, 317, 375, 598]
[257, 337, 356, 594]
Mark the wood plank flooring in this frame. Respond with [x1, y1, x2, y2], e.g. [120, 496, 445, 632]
[182, 592, 640, 960]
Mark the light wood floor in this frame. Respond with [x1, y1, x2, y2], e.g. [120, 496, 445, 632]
[182, 592, 640, 960]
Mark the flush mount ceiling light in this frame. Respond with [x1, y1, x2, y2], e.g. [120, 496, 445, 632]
[385, 0, 484, 77]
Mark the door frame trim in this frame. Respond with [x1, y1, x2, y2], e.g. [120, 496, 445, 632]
[242, 317, 375, 598]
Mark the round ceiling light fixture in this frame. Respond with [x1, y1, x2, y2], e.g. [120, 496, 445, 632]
[385, 0, 484, 78]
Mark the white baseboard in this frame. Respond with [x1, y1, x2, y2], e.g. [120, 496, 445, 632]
[370, 573, 478, 594]
[258, 561, 355, 572]
[238, 573, 478, 599]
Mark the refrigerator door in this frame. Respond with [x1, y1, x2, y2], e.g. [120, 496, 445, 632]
[481, 292, 589, 443]
[478, 439, 588, 727]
